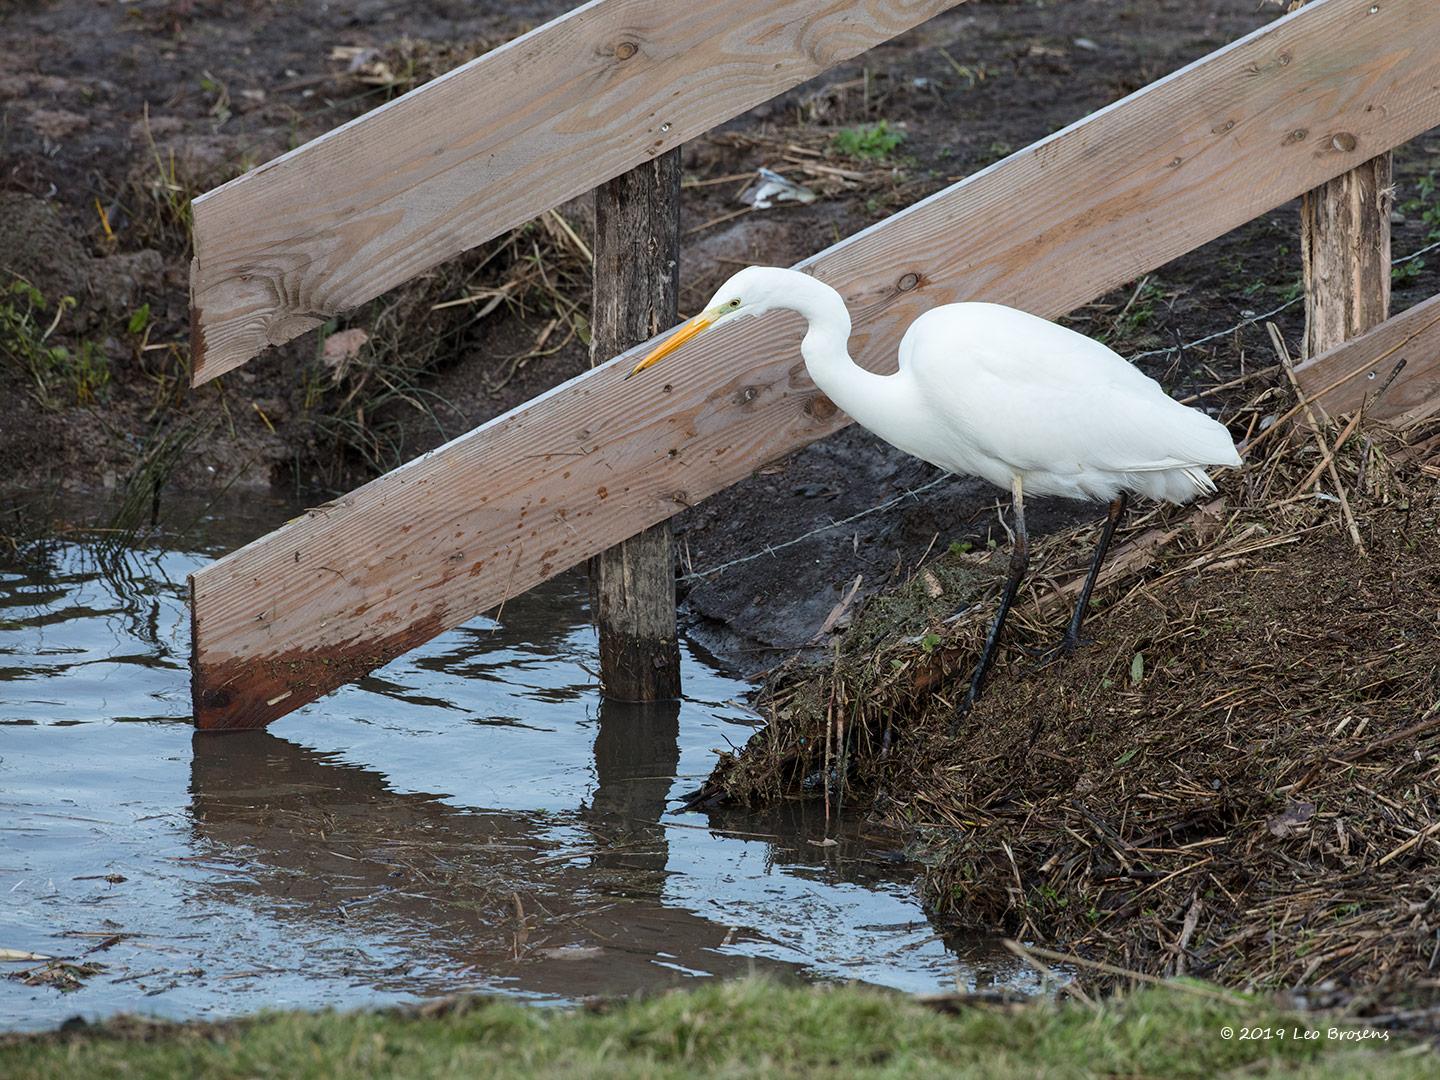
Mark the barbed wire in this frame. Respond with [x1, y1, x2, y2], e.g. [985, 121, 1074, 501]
[681, 234, 1440, 584]
[680, 474, 950, 582]
[1130, 234, 1440, 362]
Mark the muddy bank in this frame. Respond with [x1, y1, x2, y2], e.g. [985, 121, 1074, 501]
[698, 415, 1440, 1029]
[3, 0, 1439, 673]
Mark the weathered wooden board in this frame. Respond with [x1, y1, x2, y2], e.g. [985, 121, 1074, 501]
[193, 0, 1440, 729]
[1293, 291, 1440, 421]
[187, 0, 966, 384]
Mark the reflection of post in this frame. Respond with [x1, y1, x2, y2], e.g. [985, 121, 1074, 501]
[186, 728, 769, 998]
[588, 698, 681, 880]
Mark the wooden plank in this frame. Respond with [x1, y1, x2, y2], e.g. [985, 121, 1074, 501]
[192, 0, 1440, 730]
[1292, 291, 1440, 421]
[591, 149, 684, 701]
[187, 0, 966, 385]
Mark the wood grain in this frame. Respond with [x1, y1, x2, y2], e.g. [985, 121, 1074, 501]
[591, 149, 683, 701]
[1301, 154, 1392, 357]
[1292, 290, 1440, 421]
[192, 0, 1440, 730]
[187, 0, 965, 384]
[1298, 0, 1391, 362]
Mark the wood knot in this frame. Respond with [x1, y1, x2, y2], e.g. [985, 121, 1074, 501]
[806, 394, 838, 420]
[734, 385, 759, 405]
[897, 272, 921, 292]
[615, 41, 638, 60]
[1330, 132, 1358, 153]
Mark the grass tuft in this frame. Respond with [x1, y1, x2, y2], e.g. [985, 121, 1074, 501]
[0, 277, 110, 408]
[830, 120, 907, 161]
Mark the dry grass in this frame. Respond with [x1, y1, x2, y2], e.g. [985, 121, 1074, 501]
[305, 205, 594, 478]
[701, 380, 1440, 1025]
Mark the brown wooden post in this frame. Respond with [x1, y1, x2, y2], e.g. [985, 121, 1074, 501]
[589, 149, 683, 700]
[1301, 153, 1392, 360]
[1297, 1, 1392, 361]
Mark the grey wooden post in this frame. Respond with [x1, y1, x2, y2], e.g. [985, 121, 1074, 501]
[1301, 152, 1392, 361]
[590, 149, 683, 700]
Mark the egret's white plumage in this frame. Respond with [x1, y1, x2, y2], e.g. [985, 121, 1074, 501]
[629, 265, 1243, 713]
[647, 267, 1240, 504]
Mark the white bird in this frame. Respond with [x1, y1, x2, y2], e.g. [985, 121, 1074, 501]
[629, 266, 1241, 716]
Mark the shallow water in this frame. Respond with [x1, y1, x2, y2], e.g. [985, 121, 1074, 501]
[0, 495, 1036, 1031]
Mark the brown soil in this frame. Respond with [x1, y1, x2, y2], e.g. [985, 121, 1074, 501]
[699, 417, 1440, 1024]
[1, 0, 1437, 672]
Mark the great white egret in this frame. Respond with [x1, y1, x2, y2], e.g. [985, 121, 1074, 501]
[629, 266, 1241, 716]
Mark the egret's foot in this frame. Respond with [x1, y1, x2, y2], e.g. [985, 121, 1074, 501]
[947, 684, 980, 735]
[1033, 631, 1093, 668]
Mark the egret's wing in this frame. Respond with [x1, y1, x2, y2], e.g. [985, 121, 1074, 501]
[904, 303, 1239, 474]
[900, 302, 1157, 391]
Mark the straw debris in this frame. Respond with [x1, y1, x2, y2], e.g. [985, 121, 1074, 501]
[701, 393, 1440, 1019]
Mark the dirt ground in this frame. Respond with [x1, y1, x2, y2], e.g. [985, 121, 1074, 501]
[2, 0, 1438, 675]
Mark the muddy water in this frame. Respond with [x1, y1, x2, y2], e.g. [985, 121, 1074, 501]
[0, 496, 1036, 1031]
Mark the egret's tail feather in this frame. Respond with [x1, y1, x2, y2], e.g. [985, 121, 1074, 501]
[1185, 466, 1218, 495]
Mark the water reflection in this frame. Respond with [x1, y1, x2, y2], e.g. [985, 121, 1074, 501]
[1, 496, 1039, 1031]
[588, 699, 681, 879]
[189, 726, 763, 999]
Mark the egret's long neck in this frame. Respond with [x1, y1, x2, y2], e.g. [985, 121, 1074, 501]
[782, 274, 909, 436]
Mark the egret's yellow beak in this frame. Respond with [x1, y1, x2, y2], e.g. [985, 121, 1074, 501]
[626, 310, 720, 379]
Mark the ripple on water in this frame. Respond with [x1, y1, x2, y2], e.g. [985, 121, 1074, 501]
[0, 502, 1037, 1031]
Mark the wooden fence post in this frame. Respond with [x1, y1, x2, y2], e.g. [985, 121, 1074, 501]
[1298, 1, 1391, 361]
[590, 149, 683, 701]
[1301, 153, 1392, 359]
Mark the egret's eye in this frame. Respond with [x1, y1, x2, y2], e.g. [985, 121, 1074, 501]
[727, 298, 741, 309]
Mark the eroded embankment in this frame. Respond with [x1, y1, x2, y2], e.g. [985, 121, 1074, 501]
[702, 416, 1440, 1024]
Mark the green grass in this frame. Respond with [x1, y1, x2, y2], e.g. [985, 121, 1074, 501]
[1, 979, 1427, 1079]
[1399, 170, 1440, 244]
[0, 277, 110, 408]
[831, 120, 906, 161]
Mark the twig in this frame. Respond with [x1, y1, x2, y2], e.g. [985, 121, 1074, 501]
[1269, 323, 1365, 554]
[1377, 821, 1440, 867]
[1001, 939, 1098, 1009]
[1017, 943, 1250, 1005]
[545, 209, 593, 264]
[686, 206, 752, 235]
[1288, 409, 1363, 497]
[1176, 364, 1280, 405]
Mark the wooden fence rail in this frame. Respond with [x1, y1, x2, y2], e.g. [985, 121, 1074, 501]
[190, 0, 1440, 729]
[1292, 291, 1440, 423]
[187, 0, 965, 385]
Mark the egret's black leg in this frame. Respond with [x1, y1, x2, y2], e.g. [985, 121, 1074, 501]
[1057, 492, 1127, 655]
[952, 478, 1028, 728]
